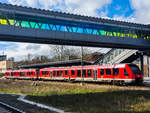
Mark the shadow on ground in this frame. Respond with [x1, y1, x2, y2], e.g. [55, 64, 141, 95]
[26, 90, 150, 113]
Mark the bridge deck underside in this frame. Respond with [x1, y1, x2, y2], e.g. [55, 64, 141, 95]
[0, 25, 149, 49]
[0, 3, 149, 49]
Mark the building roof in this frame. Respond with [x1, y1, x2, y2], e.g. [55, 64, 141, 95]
[18, 60, 93, 69]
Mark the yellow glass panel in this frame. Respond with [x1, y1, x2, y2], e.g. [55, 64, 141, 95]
[0, 19, 7, 25]
[133, 34, 138, 39]
[113, 32, 117, 37]
[9, 19, 15, 25]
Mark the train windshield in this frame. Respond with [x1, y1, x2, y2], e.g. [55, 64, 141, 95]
[129, 64, 141, 75]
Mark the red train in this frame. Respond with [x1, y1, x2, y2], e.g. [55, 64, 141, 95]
[4, 64, 143, 85]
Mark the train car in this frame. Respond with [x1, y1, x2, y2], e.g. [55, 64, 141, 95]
[40, 67, 70, 80]
[39, 63, 143, 84]
[4, 63, 143, 85]
[5, 69, 37, 80]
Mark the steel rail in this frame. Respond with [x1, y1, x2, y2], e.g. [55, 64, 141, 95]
[0, 101, 26, 113]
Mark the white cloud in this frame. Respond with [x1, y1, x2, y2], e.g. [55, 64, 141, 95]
[112, 0, 150, 24]
[7, 0, 25, 6]
[130, 0, 150, 24]
[3, 0, 112, 61]
[1, 42, 53, 61]
[63, 0, 112, 16]
[113, 15, 135, 23]
[7, 0, 112, 17]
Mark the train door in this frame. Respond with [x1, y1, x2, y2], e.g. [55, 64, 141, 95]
[50, 71, 52, 78]
[93, 69, 97, 80]
[113, 68, 120, 80]
[36, 69, 40, 80]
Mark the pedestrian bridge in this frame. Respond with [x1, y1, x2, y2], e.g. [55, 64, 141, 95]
[0, 3, 150, 49]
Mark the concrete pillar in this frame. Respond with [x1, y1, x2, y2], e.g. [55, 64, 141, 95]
[147, 55, 150, 77]
[147, 56, 150, 77]
[140, 54, 144, 76]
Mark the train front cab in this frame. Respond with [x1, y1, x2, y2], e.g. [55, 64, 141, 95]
[125, 64, 143, 84]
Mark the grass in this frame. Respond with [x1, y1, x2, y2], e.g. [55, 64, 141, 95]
[0, 79, 150, 113]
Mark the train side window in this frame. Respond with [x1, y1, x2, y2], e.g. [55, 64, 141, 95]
[60, 71, 63, 77]
[93, 70, 97, 77]
[71, 70, 75, 76]
[87, 69, 92, 77]
[45, 71, 47, 75]
[50, 71, 52, 76]
[77, 70, 81, 77]
[100, 69, 104, 75]
[21, 72, 24, 76]
[124, 69, 129, 76]
[57, 71, 60, 77]
[20, 72, 23, 76]
[6, 72, 9, 75]
[53, 71, 56, 77]
[42, 71, 44, 75]
[65, 70, 68, 75]
[106, 69, 111, 75]
[113, 68, 119, 75]
[11, 72, 13, 76]
[82, 70, 86, 77]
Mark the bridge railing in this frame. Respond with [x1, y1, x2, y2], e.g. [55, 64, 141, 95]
[97, 49, 137, 65]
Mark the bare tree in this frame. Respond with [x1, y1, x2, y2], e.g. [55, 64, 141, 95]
[49, 45, 81, 61]
[49, 45, 65, 61]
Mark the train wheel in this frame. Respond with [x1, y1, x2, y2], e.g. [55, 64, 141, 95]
[121, 81, 128, 86]
[111, 80, 115, 85]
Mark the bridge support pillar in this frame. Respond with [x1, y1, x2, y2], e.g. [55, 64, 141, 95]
[140, 54, 144, 76]
[145, 55, 150, 77]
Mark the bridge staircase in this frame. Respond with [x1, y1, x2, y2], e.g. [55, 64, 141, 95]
[94, 49, 139, 65]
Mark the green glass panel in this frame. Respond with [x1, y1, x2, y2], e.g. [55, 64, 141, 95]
[35, 24, 40, 29]
[30, 22, 36, 28]
[100, 30, 105, 36]
[15, 21, 20, 27]
[21, 21, 30, 28]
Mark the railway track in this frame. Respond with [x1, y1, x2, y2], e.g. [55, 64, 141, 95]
[0, 101, 26, 113]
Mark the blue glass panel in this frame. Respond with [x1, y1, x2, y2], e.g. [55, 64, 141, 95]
[77, 28, 84, 33]
[72, 27, 78, 33]
[64, 26, 68, 32]
[56, 25, 61, 31]
[52, 25, 57, 31]
[86, 28, 93, 34]
[41, 24, 46, 30]
[60, 25, 65, 31]
[93, 29, 98, 35]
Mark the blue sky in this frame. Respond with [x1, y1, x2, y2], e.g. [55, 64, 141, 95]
[106, 0, 134, 18]
[0, 0, 149, 61]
